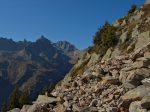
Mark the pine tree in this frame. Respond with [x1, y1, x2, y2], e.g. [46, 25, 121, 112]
[93, 22, 117, 55]
[9, 86, 20, 109]
[2, 101, 8, 112]
[128, 4, 137, 14]
[19, 90, 30, 108]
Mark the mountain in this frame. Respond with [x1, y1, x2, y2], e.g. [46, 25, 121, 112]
[16, 2, 150, 112]
[0, 36, 81, 108]
[54, 41, 82, 64]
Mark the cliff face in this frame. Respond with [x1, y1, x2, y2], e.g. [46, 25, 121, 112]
[9, 3, 150, 112]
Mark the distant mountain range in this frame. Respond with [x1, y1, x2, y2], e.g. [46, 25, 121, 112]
[0, 36, 81, 107]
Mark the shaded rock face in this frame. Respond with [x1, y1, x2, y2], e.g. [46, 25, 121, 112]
[0, 36, 81, 108]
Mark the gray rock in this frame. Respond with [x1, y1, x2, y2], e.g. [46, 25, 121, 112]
[26, 103, 49, 112]
[121, 19, 127, 26]
[34, 95, 57, 104]
[101, 48, 113, 62]
[20, 105, 31, 112]
[112, 20, 120, 27]
[144, 52, 150, 59]
[135, 31, 150, 50]
[119, 85, 150, 108]
[7, 108, 20, 112]
[63, 100, 70, 108]
[142, 78, 150, 86]
[122, 82, 136, 89]
[101, 76, 119, 85]
[132, 59, 150, 69]
[120, 31, 128, 44]
[119, 68, 150, 86]
[81, 107, 98, 112]
[89, 99, 98, 107]
[110, 69, 119, 79]
[53, 104, 66, 112]
[130, 10, 144, 22]
[141, 95, 150, 109]
[129, 101, 147, 112]
[72, 104, 81, 111]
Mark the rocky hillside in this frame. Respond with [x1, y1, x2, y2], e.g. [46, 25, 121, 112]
[8, 2, 150, 112]
[0, 36, 81, 109]
[7, 0, 150, 112]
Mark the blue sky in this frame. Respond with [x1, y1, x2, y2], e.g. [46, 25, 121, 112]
[0, 0, 144, 49]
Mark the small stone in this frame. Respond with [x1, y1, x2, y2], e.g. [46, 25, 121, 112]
[72, 104, 81, 111]
[63, 101, 70, 108]
[89, 99, 98, 107]
[106, 107, 118, 112]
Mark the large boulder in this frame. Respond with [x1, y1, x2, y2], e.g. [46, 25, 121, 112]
[132, 58, 150, 69]
[135, 31, 150, 50]
[33, 95, 57, 104]
[129, 101, 148, 112]
[119, 68, 150, 86]
[119, 85, 150, 108]
[101, 48, 113, 62]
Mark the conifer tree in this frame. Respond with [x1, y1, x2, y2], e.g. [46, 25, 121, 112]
[9, 86, 20, 109]
[19, 90, 30, 108]
[2, 101, 8, 112]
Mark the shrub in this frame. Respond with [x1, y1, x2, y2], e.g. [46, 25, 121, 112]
[2, 101, 8, 112]
[6, 86, 31, 110]
[19, 90, 30, 108]
[128, 4, 137, 15]
[9, 87, 20, 109]
[93, 22, 117, 56]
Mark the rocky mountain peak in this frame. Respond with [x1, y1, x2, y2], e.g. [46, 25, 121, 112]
[56, 41, 78, 52]
[36, 35, 52, 45]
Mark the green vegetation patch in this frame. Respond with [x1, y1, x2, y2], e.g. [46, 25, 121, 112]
[92, 22, 118, 56]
